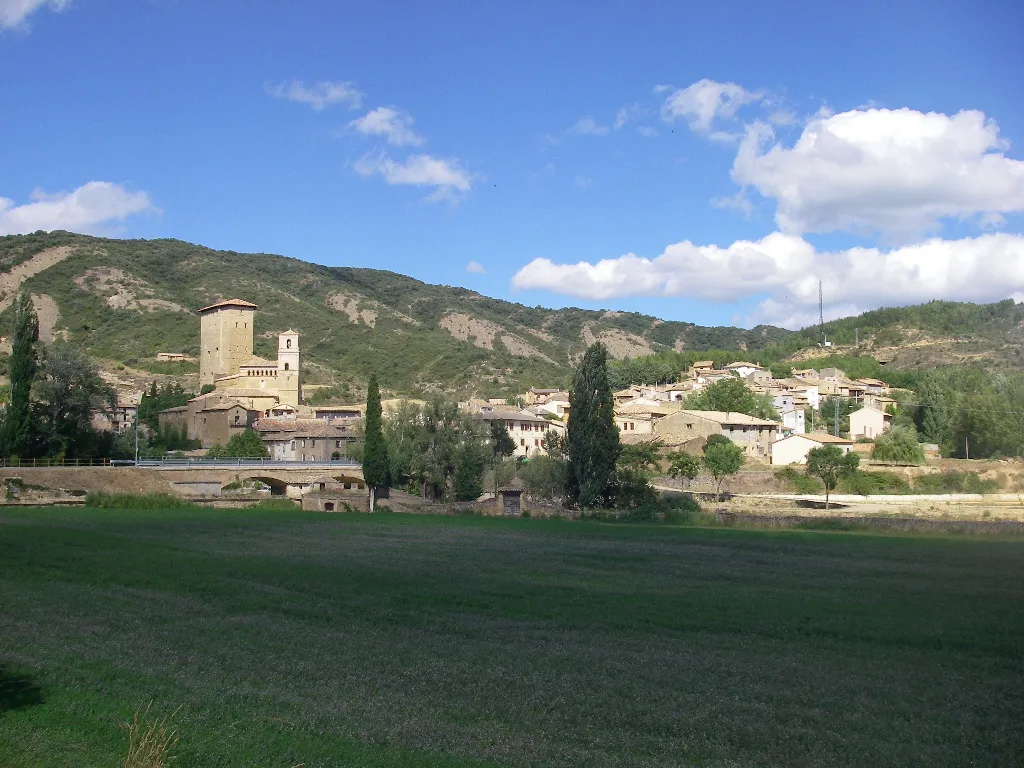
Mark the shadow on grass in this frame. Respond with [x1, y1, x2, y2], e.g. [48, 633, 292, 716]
[0, 664, 44, 713]
[794, 499, 849, 510]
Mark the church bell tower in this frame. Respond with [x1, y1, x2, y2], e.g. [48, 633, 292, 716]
[277, 330, 301, 407]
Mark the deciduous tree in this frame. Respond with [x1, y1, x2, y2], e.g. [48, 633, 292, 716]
[805, 445, 860, 509]
[702, 439, 744, 499]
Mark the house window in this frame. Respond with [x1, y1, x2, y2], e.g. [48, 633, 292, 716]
[520, 439, 525, 447]
[286, 339, 292, 349]
[290, 441, 295, 450]
[284, 363, 290, 371]
[335, 441, 341, 448]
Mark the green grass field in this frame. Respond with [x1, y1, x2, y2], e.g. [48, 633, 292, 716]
[1, 509, 1022, 767]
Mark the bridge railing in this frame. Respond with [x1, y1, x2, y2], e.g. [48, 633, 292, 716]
[131, 458, 361, 469]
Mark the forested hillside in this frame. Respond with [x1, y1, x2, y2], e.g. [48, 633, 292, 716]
[0, 232, 786, 396]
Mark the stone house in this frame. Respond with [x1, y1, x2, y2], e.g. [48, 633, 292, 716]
[255, 419, 356, 461]
[654, 410, 780, 459]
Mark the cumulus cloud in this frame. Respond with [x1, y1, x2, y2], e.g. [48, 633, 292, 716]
[0, 182, 155, 235]
[512, 232, 1024, 328]
[732, 108, 1024, 239]
[0, 0, 69, 30]
[567, 117, 609, 137]
[661, 79, 761, 133]
[466, 261, 485, 274]
[348, 107, 424, 146]
[354, 151, 473, 202]
[265, 80, 362, 110]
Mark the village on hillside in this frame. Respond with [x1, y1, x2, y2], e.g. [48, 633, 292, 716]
[93, 298, 901, 470]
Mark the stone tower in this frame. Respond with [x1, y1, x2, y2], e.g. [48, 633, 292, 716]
[198, 299, 258, 387]
[277, 329, 301, 407]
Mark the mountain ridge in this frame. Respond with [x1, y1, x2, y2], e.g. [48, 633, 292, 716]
[1, 230, 1022, 397]
[0, 231, 787, 396]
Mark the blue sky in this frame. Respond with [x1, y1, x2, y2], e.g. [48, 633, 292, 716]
[2, 0, 1023, 328]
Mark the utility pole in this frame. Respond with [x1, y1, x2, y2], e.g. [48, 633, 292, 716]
[834, 397, 840, 438]
[134, 416, 140, 464]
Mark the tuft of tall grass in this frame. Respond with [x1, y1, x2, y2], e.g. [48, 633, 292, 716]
[85, 492, 198, 509]
[122, 703, 180, 768]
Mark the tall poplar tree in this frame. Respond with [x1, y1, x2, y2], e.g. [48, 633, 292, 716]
[566, 342, 620, 508]
[3, 290, 39, 459]
[362, 373, 389, 511]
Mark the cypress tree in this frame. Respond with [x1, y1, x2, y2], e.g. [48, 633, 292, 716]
[362, 373, 389, 511]
[566, 342, 620, 508]
[3, 290, 39, 459]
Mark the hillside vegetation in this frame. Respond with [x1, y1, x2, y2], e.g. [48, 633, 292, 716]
[2, 231, 1022, 396]
[0, 231, 786, 396]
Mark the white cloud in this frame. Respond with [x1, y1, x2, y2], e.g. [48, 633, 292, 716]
[0, 0, 69, 30]
[0, 182, 155, 235]
[614, 103, 644, 130]
[636, 126, 659, 138]
[661, 79, 761, 133]
[574, 176, 592, 189]
[466, 261, 485, 274]
[348, 106, 424, 147]
[567, 117, 609, 137]
[512, 232, 1024, 328]
[265, 80, 362, 111]
[354, 151, 473, 202]
[732, 108, 1024, 239]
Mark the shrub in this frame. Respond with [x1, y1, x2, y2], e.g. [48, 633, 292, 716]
[774, 466, 824, 494]
[913, 471, 1000, 494]
[871, 426, 925, 464]
[838, 470, 911, 495]
[85, 492, 198, 509]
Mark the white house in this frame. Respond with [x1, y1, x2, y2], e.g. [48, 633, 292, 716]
[849, 406, 892, 440]
[772, 432, 854, 465]
[479, 407, 564, 457]
[725, 361, 766, 379]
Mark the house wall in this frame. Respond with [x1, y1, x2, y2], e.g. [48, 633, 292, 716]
[771, 435, 819, 465]
[721, 423, 777, 459]
[615, 415, 655, 435]
[850, 408, 890, 439]
[772, 435, 852, 465]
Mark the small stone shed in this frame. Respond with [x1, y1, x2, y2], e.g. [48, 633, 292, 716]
[300, 476, 369, 512]
[496, 484, 525, 516]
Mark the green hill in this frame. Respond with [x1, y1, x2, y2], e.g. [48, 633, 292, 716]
[0, 231, 788, 397]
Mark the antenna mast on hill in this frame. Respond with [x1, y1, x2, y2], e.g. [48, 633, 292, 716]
[818, 280, 825, 346]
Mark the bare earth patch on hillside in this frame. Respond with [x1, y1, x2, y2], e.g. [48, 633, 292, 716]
[32, 294, 65, 342]
[326, 292, 378, 327]
[0, 246, 79, 313]
[74, 267, 188, 313]
[499, 334, 555, 362]
[440, 313, 553, 361]
[440, 313, 501, 349]
[326, 292, 419, 328]
[581, 323, 656, 359]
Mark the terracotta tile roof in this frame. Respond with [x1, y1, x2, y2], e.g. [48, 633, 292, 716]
[197, 298, 258, 313]
[676, 410, 780, 427]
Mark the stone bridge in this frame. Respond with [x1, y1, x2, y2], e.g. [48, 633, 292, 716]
[149, 461, 365, 499]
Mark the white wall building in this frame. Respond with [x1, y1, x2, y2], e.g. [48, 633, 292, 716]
[772, 432, 854, 465]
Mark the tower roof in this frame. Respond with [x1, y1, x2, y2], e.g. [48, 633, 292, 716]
[197, 298, 258, 314]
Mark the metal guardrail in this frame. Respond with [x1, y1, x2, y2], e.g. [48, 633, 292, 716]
[0, 458, 360, 469]
[133, 458, 361, 469]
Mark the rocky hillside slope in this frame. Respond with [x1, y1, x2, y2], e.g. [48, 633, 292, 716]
[0, 232, 787, 396]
